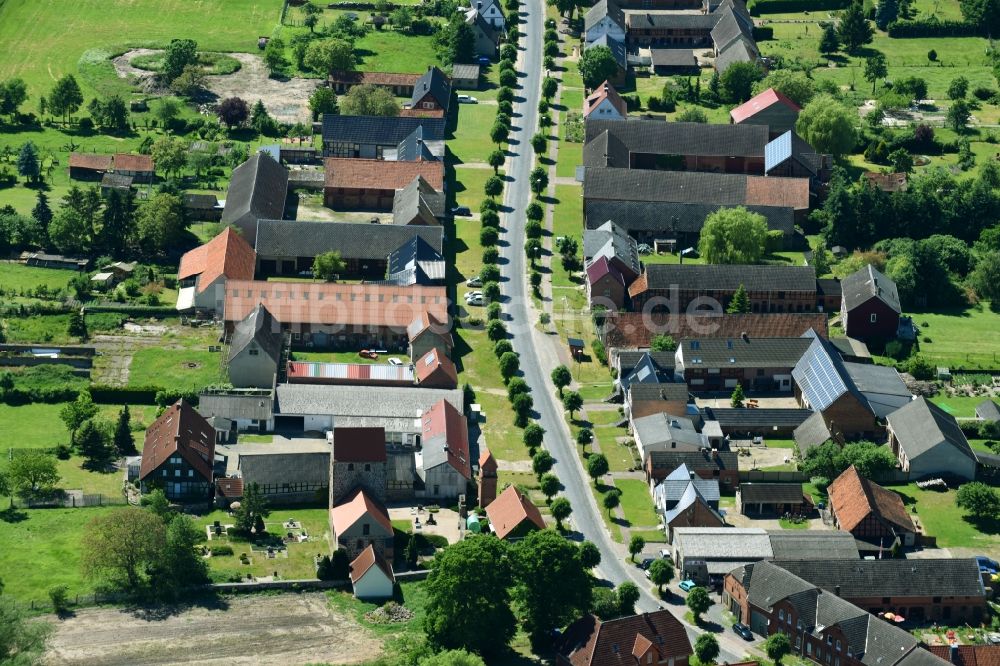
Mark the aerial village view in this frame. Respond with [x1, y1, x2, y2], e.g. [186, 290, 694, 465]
[1, 0, 1000, 662]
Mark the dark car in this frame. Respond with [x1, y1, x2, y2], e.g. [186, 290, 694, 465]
[732, 623, 754, 641]
[639, 558, 655, 570]
[451, 205, 471, 217]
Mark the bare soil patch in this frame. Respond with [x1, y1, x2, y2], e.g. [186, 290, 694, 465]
[42, 592, 383, 666]
[112, 49, 321, 122]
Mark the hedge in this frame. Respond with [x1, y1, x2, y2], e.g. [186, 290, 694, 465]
[89, 385, 162, 405]
[747, 0, 848, 15]
[85, 304, 177, 317]
[887, 20, 978, 37]
[753, 25, 774, 40]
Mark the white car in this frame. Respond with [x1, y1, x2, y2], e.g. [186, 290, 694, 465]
[464, 291, 483, 301]
[458, 94, 479, 104]
[466, 294, 485, 306]
[466, 276, 483, 287]
[387, 357, 403, 366]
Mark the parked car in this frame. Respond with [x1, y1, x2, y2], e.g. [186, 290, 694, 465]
[477, 56, 491, 65]
[464, 291, 483, 301]
[458, 94, 478, 104]
[466, 294, 485, 306]
[732, 623, 754, 641]
[466, 276, 483, 287]
[387, 357, 403, 366]
[658, 549, 671, 560]
[639, 557, 655, 570]
[678, 579, 697, 592]
[451, 205, 472, 217]
[977, 556, 999, 574]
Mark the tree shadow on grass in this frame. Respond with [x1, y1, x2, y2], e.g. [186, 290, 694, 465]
[963, 515, 1000, 535]
[125, 591, 230, 621]
[0, 506, 28, 523]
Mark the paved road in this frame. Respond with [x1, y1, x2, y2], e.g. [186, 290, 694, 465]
[498, 0, 744, 660]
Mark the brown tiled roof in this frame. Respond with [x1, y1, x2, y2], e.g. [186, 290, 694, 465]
[140, 400, 216, 482]
[828, 465, 916, 534]
[216, 477, 244, 498]
[414, 348, 458, 388]
[485, 485, 545, 539]
[69, 153, 112, 170]
[114, 153, 154, 173]
[928, 645, 1000, 666]
[745, 175, 810, 210]
[349, 544, 395, 584]
[399, 107, 446, 118]
[324, 158, 444, 191]
[601, 312, 829, 349]
[177, 227, 257, 293]
[420, 398, 471, 479]
[584, 80, 628, 118]
[332, 427, 387, 463]
[330, 487, 393, 535]
[479, 447, 497, 472]
[222, 280, 449, 330]
[557, 610, 693, 666]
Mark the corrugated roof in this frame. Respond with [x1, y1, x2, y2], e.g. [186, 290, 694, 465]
[287, 361, 414, 383]
[321, 115, 446, 144]
[679, 336, 812, 369]
[584, 118, 770, 161]
[772, 558, 985, 600]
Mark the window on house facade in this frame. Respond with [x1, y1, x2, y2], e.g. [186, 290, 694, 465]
[870, 313, 877, 323]
[365, 464, 371, 472]
[347, 463, 354, 471]
[363, 524, 370, 536]
[806, 644, 812, 655]
[836, 641, 841, 652]
[249, 349, 259, 356]
[778, 610, 785, 621]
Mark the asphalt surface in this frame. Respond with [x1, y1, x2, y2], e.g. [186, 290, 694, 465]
[497, 1, 745, 660]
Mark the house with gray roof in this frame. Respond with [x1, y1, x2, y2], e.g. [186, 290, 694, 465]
[466, 9, 501, 57]
[646, 448, 739, 487]
[661, 481, 726, 541]
[887, 397, 978, 480]
[674, 336, 812, 393]
[393, 175, 446, 226]
[583, 220, 641, 280]
[633, 412, 708, 462]
[793, 330, 911, 439]
[765, 130, 828, 185]
[406, 67, 452, 116]
[585, 34, 628, 83]
[221, 152, 289, 238]
[724, 560, 953, 666]
[703, 406, 813, 437]
[321, 116, 446, 159]
[386, 235, 446, 286]
[654, 463, 720, 510]
[273, 382, 463, 443]
[976, 398, 1000, 422]
[467, 0, 505, 30]
[736, 482, 806, 515]
[253, 220, 444, 280]
[584, 0, 626, 44]
[841, 265, 902, 341]
[228, 304, 283, 389]
[217, 439, 332, 505]
[198, 390, 275, 435]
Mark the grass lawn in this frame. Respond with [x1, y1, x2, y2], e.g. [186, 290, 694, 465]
[908, 304, 1000, 369]
[588, 409, 623, 426]
[450, 104, 500, 165]
[615, 478, 659, 528]
[1, 312, 125, 344]
[197, 506, 331, 582]
[591, 481, 624, 543]
[0, 402, 70, 449]
[452, 165, 494, 211]
[0, 0, 284, 98]
[0, 263, 78, 293]
[353, 31, 438, 73]
[127, 326, 224, 390]
[630, 529, 667, 543]
[930, 395, 987, 418]
[594, 426, 637, 473]
[579, 381, 615, 402]
[888, 483, 1000, 553]
[289, 350, 398, 364]
[765, 438, 797, 449]
[0, 506, 126, 604]
[778, 517, 810, 530]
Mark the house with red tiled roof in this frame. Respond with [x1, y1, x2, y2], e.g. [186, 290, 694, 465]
[417, 398, 471, 499]
[330, 426, 388, 504]
[140, 400, 216, 502]
[330, 486, 394, 560]
[828, 465, 917, 548]
[928, 644, 1000, 666]
[586, 256, 627, 310]
[556, 610, 693, 666]
[350, 544, 395, 600]
[584, 81, 628, 120]
[176, 227, 256, 313]
[323, 157, 444, 211]
[113, 153, 155, 183]
[478, 447, 498, 508]
[486, 485, 546, 539]
[68, 153, 112, 180]
[414, 348, 458, 389]
[407, 311, 453, 361]
[730, 87, 801, 137]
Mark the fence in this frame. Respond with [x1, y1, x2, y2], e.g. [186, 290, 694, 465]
[738, 469, 912, 484]
[0, 344, 95, 356]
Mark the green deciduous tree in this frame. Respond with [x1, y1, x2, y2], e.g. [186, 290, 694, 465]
[587, 453, 609, 484]
[947, 99, 971, 131]
[752, 70, 815, 106]
[339, 84, 400, 116]
[539, 473, 560, 502]
[969, 251, 1000, 301]
[628, 534, 645, 562]
[529, 166, 548, 195]
[0, 597, 50, 663]
[864, 53, 888, 94]
[163, 38, 198, 82]
[721, 61, 764, 103]
[60, 390, 98, 445]
[0, 77, 29, 122]
[650, 334, 677, 351]
[313, 250, 346, 281]
[960, 0, 1000, 33]
[305, 38, 356, 73]
[649, 558, 674, 594]
[819, 24, 840, 55]
[136, 192, 186, 255]
[532, 449, 553, 478]
[686, 586, 711, 623]
[765, 632, 792, 665]
[551, 365, 571, 396]
[578, 46, 619, 90]
[523, 422, 546, 451]
[436, 14, 476, 66]
[88, 96, 130, 132]
[602, 487, 620, 517]
[49, 74, 83, 123]
[550, 496, 572, 529]
[8, 451, 60, 499]
[170, 65, 207, 97]
[234, 481, 270, 535]
[956, 481, 1000, 518]
[309, 86, 338, 121]
[562, 390, 583, 419]
[81, 506, 166, 592]
[699, 207, 768, 265]
[796, 94, 856, 157]
[875, 0, 898, 29]
[151, 136, 188, 179]
[695, 633, 721, 664]
[512, 530, 593, 649]
[157, 514, 210, 599]
[424, 536, 516, 655]
[264, 37, 288, 75]
[77, 418, 114, 469]
[421, 650, 487, 666]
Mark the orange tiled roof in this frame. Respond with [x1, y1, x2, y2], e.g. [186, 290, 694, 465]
[69, 153, 112, 170]
[324, 158, 444, 191]
[349, 544, 395, 583]
[584, 81, 628, 118]
[421, 398, 471, 479]
[177, 227, 256, 293]
[828, 465, 916, 534]
[745, 175, 810, 211]
[486, 485, 545, 539]
[330, 487, 393, 535]
[114, 153, 154, 173]
[414, 348, 458, 388]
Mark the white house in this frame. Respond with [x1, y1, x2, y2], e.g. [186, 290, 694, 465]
[584, 0, 626, 45]
[467, 0, 505, 31]
[349, 544, 395, 600]
[583, 81, 628, 120]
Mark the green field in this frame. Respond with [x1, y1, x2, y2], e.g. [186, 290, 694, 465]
[0, 263, 78, 293]
[909, 305, 1000, 369]
[0, 0, 283, 98]
[889, 483, 1000, 553]
[0, 402, 71, 449]
[126, 327, 225, 390]
[930, 394, 988, 418]
[615, 478, 659, 528]
[449, 103, 500, 165]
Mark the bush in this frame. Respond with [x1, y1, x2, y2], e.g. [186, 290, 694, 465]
[746, 0, 848, 13]
[973, 86, 995, 101]
[887, 20, 977, 37]
[482, 246, 500, 264]
[592, 339, 607, 366]
[49, 585, 70, 614]
[211, 545, 235, 556]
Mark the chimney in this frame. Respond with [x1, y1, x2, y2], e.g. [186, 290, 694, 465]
[949, 645, 959, 663]
[604, 82, 609, 93]
[834, 585, 841, 596]
[741, 332, 749, 342]
[477, 0, 483, 7]
[689, 471, 696, 480]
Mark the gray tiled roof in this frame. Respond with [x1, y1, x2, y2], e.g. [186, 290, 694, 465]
[744, 560, 817, 611]
[650, 49, 698, 68]
[679, 336, 812, 369]
[582, 129, 630, 169]
[648, 449, 738, 471]
[585, 167, 752, 205]
[842, 264, 901, 314]
[388, 235, 446, 285]
[886, 397, 978, 463]
[396, 126, 438, 162]
[229, 304, 283, 364]
[628, 383, 690, 403]
[663, 481, 723, 524]
[630, 12, 718, 29]
[321, 115, 446, 145]
[738, 482, 803, 504]
[618, 351, 677, 375]
[409, 67, 451, 113]
[843, 361, 912, 418]
[977, 399, 1000, 421]
[584, 200, 795, 236]
[451, 63, 480, 80]
[768, 531, 859, 560]
[710, 9, 753, 53]
[393, 175, 446, 224]
[642, 264, 817, 292]
[660, 464, 721, 502]
[584, 119, 770, 161]
[675, 527, 773, 560]
[587, 33, 627, 68]
[769, 558, 986, 600]
[703, 407, 813, 429]
[254, 220, 444, 261]
[716, 37, 758, 74]
[199, 392, 274, 421]
[635, 412, 707, 451]
[585, 0, 625, 31]
[221, 152, 289, 227]
[584, 221, 641, 275]
[794, 411, 832, 455]
[275, 383, 462, 432]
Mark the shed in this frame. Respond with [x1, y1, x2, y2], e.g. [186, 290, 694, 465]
[350, 545, 395, 600]
[736, 482, 806, 516]
[451, 63, 482, 89]
[568, 337, 585, 359]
